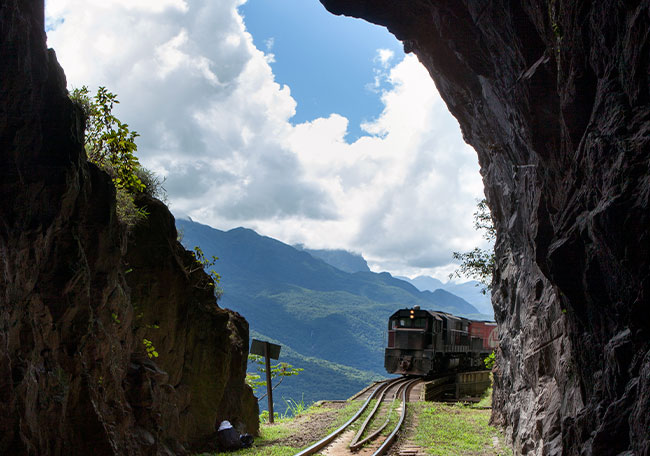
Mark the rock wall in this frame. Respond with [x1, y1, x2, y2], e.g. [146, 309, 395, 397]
[0, 1, 257, 454]
[319, 1, 649, 455]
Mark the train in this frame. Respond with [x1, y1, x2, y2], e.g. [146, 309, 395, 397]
[385, 306, 498, 377]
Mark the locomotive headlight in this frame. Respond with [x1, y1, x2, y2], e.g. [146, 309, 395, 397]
[410, 314, 414, 319]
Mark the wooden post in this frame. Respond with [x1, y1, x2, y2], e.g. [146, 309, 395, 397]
[264, 342, 274, 423]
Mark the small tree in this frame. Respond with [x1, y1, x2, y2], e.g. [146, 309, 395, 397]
[450, 199, 495, 293]
[71, 86, 144, 192]
[245, 354, 303, 401]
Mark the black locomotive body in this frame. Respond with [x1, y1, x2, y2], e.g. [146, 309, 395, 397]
[385, 306, 498, 376]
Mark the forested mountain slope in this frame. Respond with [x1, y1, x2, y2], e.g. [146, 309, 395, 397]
[176, 218, 485, 407]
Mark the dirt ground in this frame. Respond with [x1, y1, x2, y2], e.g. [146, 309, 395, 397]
[261, 401, 349, 449]
[258, 399, 394, 456]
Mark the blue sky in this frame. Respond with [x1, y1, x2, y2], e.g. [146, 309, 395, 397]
[239, 0, 404, 140]
[44, 0, 487, 281]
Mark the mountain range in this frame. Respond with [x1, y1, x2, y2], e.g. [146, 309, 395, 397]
[176, 218, 491, 412]
[396, 276, 493, 317]
[292, 247, 494, 316]
[294, 246, 371, 273]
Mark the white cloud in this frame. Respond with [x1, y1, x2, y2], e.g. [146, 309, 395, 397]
[45, 0, 486, 281]
[367, 48, 395, 92]
[375, 48, 394, 67]
[280, 55, 487, 277]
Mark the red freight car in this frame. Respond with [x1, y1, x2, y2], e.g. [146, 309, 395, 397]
[468, 321, 498, 350]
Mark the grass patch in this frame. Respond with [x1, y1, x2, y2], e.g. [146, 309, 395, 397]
[327, 399, 373, 433]
[474, 386, 493, 408]
[199, 400, 368, 456]
[197, 420, 299, 456]
[381, 398, 402, 436]
[258, 419, 295, 442]
[414, 402, 511, 456]
[201, 445, 299, 456]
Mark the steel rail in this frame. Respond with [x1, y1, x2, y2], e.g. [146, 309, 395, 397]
[371, 378, 420, 456]
[349, 378, 411, 450]
[291, 378, 400, 456]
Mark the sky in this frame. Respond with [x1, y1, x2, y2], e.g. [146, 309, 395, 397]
[44, 0, 489, 281]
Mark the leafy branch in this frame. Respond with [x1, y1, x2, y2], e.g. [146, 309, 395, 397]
[142, 338, 159, 359]
[246, 354, 303, 402]
[450, 199, 495, 293]
[188, 246, 224, 298]
[71, 86, 145, 193]
[484, 351, 495, 369]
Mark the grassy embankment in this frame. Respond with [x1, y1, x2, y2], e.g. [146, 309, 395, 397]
[197, 399, 370, 456]
[198, 386, 511, 456]
[409, 404, 512, 455]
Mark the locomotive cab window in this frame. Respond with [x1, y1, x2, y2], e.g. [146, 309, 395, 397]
[397, 318, 426, 328]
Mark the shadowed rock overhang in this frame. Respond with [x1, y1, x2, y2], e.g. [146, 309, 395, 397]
[319, 1, 650, 455]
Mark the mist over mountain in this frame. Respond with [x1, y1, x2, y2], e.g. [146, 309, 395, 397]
[176, 218, 487, 409]
[295, 246, 371, 273]
[399, 275, 444, 291]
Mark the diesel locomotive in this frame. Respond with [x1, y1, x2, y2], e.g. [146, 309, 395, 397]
[385, 306, 498, 376]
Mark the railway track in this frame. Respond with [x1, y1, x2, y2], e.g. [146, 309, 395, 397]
[293, 377, 422, 456]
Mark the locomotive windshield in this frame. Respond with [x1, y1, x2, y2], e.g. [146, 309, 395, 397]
[392, 318, 427, 329]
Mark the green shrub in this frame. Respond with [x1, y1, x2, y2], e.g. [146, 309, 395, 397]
[484, 351, 496, 369]
[70, 86, 166, 226]
[115, 186, 148, 226]
[136, 166, 167, 202]
[450, 199, 495, 293]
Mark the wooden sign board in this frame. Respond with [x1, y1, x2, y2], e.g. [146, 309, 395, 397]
[250, 339, 281, 360]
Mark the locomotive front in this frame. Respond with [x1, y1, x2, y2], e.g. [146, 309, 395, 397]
[385, 306, 438, 376]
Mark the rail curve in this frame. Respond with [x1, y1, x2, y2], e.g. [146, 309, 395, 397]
[292, 377, 421, 456]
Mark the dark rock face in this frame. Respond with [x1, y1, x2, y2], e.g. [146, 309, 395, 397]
[0, 1, 257, 454]
[320, 1, 649, 455]
[125, 194, 259, 448]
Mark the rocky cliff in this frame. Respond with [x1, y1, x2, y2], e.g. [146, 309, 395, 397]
[0, 1, 257, 454]
[319, 1, 649, 455]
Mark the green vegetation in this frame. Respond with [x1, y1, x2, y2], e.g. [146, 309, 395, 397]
[381, 398, 401, 436]
[197, 422, 300, 456]
[142, 338, 159, 359]
[475, 385, 493, 409]
[246, 354, 303, 400]
[283, 397, 308, 417]
[414, 402, 511, 456]
[69, 86, 166, 226]
[327, 399, 374, 433]
[197, 397, 509, 456]
[198, 400, 366, 456]
[484, 351, 496, 369]
[246, 330, 383, 412]
[451, 199, 496, 293]
[188, 246, 224, 298]
[177, 219, 487, 407]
